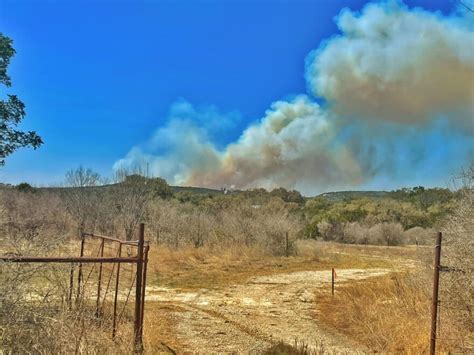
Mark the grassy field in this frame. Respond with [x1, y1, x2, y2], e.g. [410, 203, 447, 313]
[140, 241, 426, 354]
[141, 241, 474, 354]
[146, 241, 397, 291]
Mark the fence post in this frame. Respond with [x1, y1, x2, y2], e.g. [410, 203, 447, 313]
[139, 244, 150, 343]
[285, 231, 289, 257]
[331, 268, 335, 296]
[134, 223, 145, 351]
[68, 263, 74, 309]
[430, 232, 442, 355]
[96, 238, 105, 317]
[76, 232, 85, 303]
[112, 243, 122, 339]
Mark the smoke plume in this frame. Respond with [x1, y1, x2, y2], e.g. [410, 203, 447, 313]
[114, 1, 474, 195]
[306, 1, 474, 125]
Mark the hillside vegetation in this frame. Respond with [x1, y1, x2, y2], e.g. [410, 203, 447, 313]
[1, 167, 471, 353]
[7, 174, 456, 249]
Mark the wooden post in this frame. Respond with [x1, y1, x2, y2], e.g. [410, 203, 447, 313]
[430, 232, 442, 355]
[285, 231, 289, 257]
[134, 223, 145, 351]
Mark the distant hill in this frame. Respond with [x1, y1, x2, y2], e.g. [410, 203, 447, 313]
[4, 182, 427, 203]
[170, 185, 222, 195]
[316, 190, 390, 202]
[26, 183, 223, 196]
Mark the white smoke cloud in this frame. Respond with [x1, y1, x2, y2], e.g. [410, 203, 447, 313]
[115, 1, 474, 194]
[114, 96, 364, 192]
[186, 96, 364, 192]
[306, 1, 474, 124]
[114, 101, 224, 185]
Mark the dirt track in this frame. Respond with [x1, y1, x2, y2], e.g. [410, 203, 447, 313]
[146, 267, 391, 353]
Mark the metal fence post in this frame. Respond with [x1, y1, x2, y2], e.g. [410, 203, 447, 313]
[76, 232, 86, 303]
[112, 243, 122, 339]
[96, 238, 105, 317]
[331, 268, 335, 296]
[139, 244, 150, 343]
[134, 223, 145, 351]
[68, 263, 74, 309]
[430, 232, 442, 355]
[1, 231, 145, 345]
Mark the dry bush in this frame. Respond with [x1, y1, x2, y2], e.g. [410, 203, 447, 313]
[146, 198, 303, 256]
[294, 239, 323, 261]
[1, 262, 132, 353]
[338, 221, 408, 246]
[264, 339, 329, 355]
[1, 297, 132, 353]
[111, 169, 153, 240]
[316, 221, 343, 242]
[111, 168, 173, 240]
[315, 269, 469, 353]
[440, 165, 474, 348]
[313, 166, 473, 353]
[63, 166, 104, 237]
[403, 226, 437, 245]
[146, 199, 184, 247]
[317, 214, 437, 246]
[381, 222, 404, 245]
[0, 189, 69, 254]
[146, 200, 217, 248]
[0, 189, 132, 353]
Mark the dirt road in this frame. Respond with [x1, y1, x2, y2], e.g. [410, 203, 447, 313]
[145, 267, 391, 353]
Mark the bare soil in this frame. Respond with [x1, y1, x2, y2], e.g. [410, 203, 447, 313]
[144, 267, 391, 353]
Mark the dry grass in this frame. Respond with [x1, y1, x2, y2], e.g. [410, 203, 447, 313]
[313, 240, 422, 260]
[140, 241, 401, 353]
[146, 240, 392, 291]
[314, 271, 466, 354]
[143, 302, 183, 353]
[264, 340, 329, 355]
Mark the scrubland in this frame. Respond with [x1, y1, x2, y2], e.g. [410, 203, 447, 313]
[0, 167, 472, 353]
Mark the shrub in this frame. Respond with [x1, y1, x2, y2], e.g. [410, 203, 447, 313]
[440, 165, 473, 342]
[15, 182, 35, 193]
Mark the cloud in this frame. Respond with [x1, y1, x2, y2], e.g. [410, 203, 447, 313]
[115, 1, 474, 195]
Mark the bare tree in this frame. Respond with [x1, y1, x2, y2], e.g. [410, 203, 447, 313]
[111, 168, 172, 240]
[64, 166, 103, 237]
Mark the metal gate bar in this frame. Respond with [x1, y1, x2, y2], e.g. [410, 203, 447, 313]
[0, 223, 149, 351]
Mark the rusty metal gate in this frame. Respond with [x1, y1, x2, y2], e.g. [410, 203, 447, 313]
[0, 223, 149, 350]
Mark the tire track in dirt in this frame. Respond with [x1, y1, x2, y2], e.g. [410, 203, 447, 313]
[146, 268, 391, 353]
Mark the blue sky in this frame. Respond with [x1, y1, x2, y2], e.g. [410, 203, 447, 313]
[0, 0, 471, 192]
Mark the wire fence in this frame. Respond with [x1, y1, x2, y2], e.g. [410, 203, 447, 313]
[0, 223, 149, 351]
[430, 231, 473, 354]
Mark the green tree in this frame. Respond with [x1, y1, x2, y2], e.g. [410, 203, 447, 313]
[112, 171, 173, 240]
[15, 182, 35, 193]
[270, 187, 304, 204]
[0, 33, 42, 165]
[123, 174, 173, 199]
